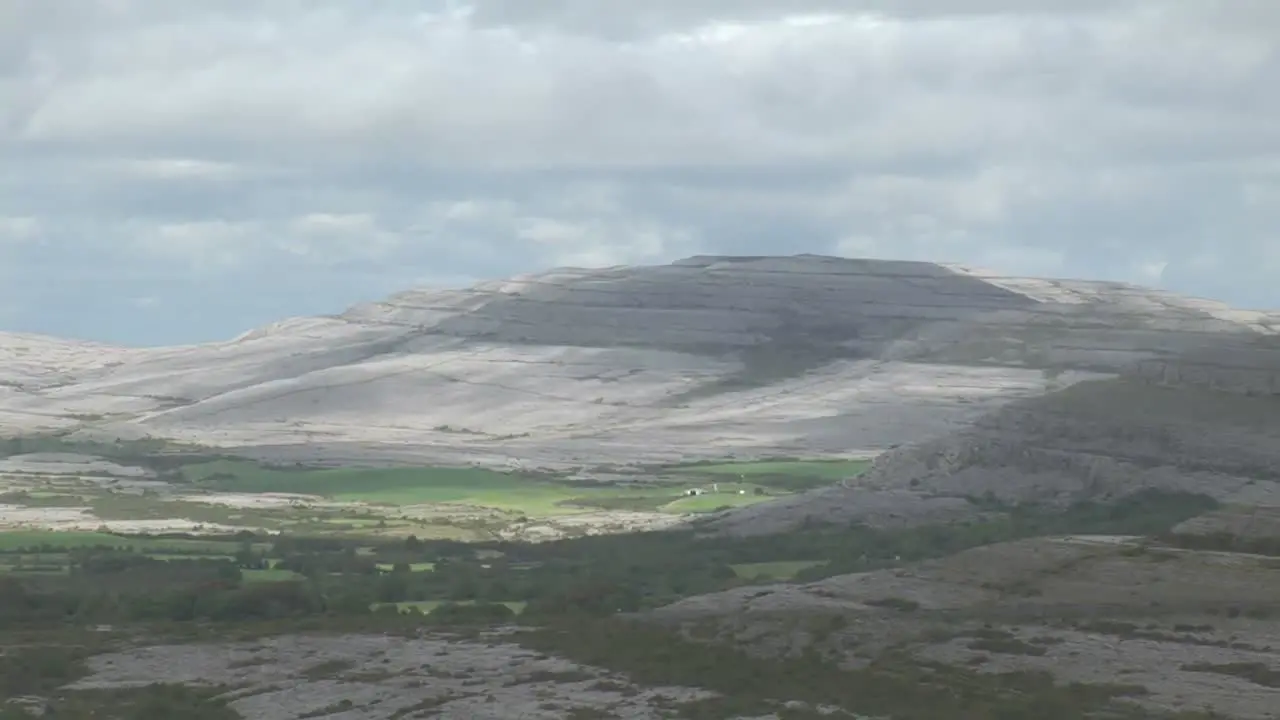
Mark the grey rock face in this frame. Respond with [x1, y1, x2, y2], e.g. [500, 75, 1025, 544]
[1, 255, 1275, 467]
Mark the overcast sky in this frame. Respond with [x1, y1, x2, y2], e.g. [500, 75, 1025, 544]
[2, 1, 1277, 345]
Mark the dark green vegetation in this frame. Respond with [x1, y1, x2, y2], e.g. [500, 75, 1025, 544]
[178, 456, 870, 512]
[661, 457, 873, 492]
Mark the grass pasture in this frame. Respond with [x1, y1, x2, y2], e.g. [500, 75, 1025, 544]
[0, 530, 127, 551]
[184, 461, 592, 515]
[242, 568, 305, 582]
[730, 560, 825, 581]
[0, 529, 275, 581]
[0, 530, 251, 555]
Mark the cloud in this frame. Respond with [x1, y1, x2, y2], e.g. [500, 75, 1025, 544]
[0, 0, 1277, 343]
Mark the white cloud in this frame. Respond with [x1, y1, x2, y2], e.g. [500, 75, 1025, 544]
[105, 157, 248, 181]
[516, 216, 696, 268]
[0, 0, 1277, 343]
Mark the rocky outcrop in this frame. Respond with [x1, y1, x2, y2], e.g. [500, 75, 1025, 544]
[1, 255, 1275, 466]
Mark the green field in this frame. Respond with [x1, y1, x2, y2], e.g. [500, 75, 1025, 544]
[0, 455, 873, 551]
[0, 530, 127, 550]
[0, 530, 252, 553]
[180, 459, 807, 517]
[242, 568, 305, 582]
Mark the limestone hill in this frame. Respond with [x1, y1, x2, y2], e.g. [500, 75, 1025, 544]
[1, 255, 1275, 468]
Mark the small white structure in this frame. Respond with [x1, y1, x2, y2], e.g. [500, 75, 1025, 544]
[686, 488, 705, 496]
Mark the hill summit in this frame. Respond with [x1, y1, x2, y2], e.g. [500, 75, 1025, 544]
[1, 255, 1276, 467]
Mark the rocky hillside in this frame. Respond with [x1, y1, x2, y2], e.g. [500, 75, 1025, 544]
[1, 255, 1275, 467]
[708, 335, 1280, 536]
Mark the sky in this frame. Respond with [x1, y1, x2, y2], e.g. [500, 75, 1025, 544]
[1, 1, 1278, 346]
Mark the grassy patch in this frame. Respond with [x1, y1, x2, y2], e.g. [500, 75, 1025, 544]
[300, 658, 356, 680]
[0, 530, 255, 559]
[559, 494, 686, 512]
[184, 461, 589, 515]
[181, 459, 797, 518]
[0, 644, 93, 698]
[0, 530, 128, 550]
[729, 560, 824, 581]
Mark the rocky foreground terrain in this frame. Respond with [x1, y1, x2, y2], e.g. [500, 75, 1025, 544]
[646, 536, 1280, 719]
[1, 255, 1277, 469]
[64, 632, 720, 720]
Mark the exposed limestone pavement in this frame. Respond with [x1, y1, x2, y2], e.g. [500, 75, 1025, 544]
[66, 631, 720, 720]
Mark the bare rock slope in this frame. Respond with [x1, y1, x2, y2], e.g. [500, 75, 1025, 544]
[2, 255, 1276, 467]
[709, 336, 1280, 536]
